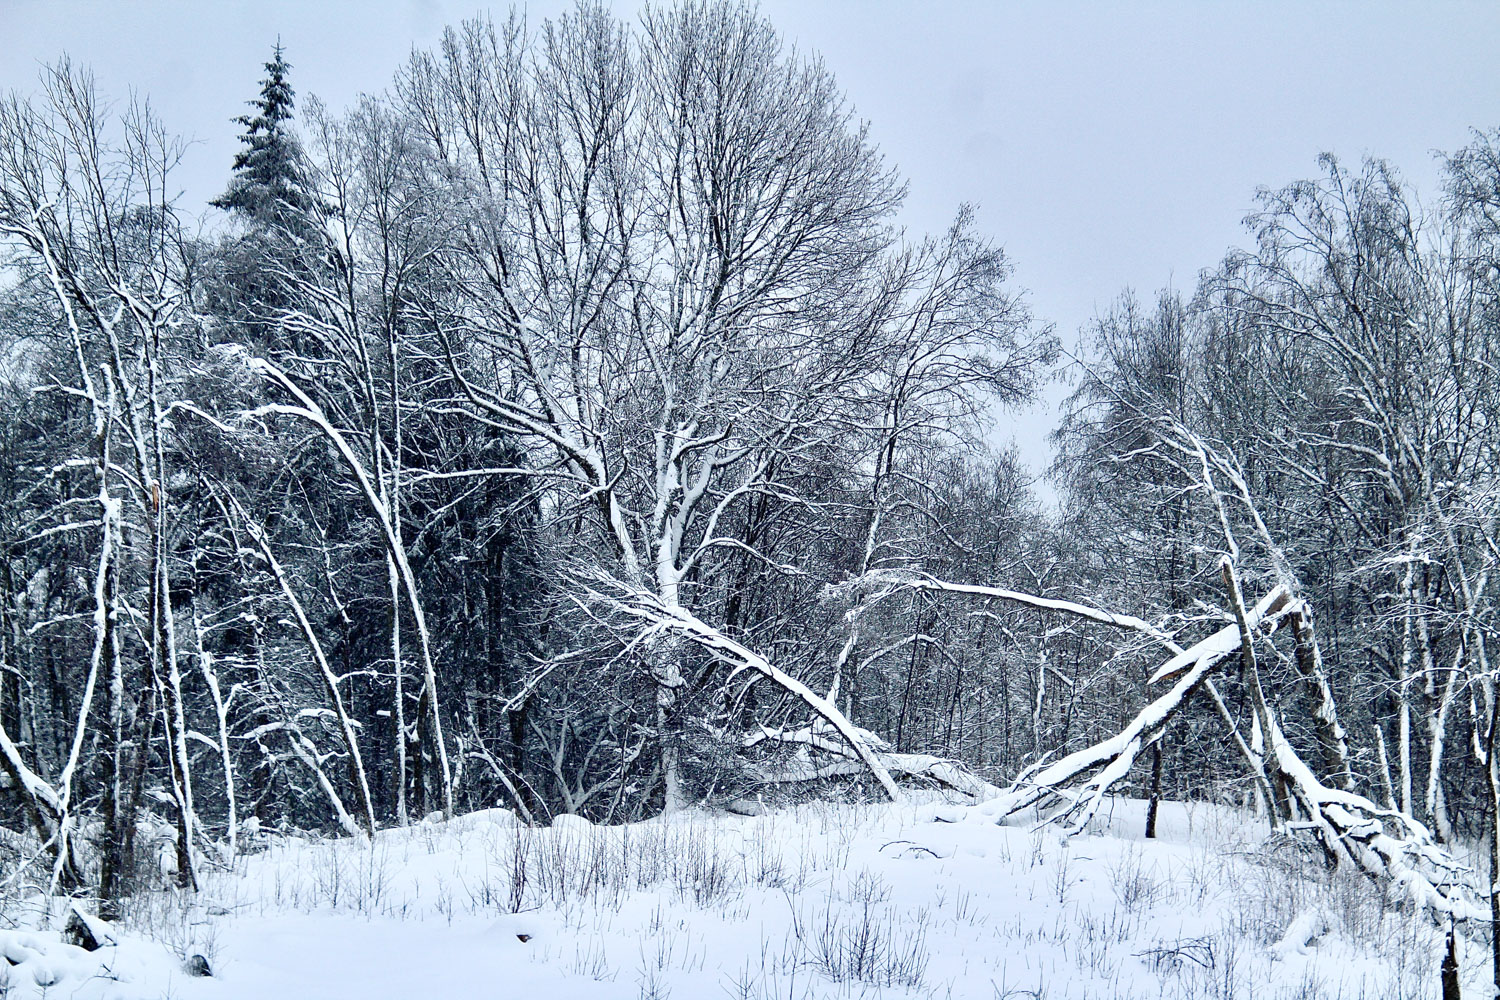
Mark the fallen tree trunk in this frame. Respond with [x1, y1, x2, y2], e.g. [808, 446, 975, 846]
[976, 586, 1293, 834]
[744, 723, 1002, 800]
[1265, 712, 1485, 921]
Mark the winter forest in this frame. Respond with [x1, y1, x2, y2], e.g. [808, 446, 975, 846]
[1, 3, 1499, 998]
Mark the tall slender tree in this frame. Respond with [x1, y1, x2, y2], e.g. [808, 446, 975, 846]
[212, 42, 316, 226]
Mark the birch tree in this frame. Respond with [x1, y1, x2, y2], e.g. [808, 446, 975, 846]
[0, 62, 201, 892]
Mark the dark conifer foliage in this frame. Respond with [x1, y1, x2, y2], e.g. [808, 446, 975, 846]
[211, 42, 316, 225]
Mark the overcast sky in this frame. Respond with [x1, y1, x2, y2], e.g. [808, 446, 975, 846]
[5, 1, 1499, 496]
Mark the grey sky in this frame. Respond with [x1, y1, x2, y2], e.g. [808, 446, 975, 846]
[4, 0, 1499, 497]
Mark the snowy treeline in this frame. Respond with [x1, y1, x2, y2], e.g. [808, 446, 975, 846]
[1, 1, 1499, 986]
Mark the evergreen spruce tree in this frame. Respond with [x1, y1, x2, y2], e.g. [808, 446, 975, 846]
[209, 41, 324, 356]
[212, 42, 316, 225]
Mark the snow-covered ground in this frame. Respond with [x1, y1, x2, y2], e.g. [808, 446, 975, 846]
[0, 796, 1472, 999]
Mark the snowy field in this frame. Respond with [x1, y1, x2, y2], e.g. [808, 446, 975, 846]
[0, 797, 1470, 999]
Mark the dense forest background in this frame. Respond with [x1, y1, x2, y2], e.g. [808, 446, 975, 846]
[0, 1, 1497, 950]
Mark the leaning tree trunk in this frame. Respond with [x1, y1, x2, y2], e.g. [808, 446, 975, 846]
[231, 498, 377, 836]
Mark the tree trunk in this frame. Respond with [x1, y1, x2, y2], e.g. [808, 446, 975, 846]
[1145, 742, 1163, 839]
[98, 501, 126, 916]
[121, 677, 158, 889]
[390, 554, 408, 826]
[1487, 695, 1500, 996]
[1440, 920, 1461, 1000]
[654, 642, 686, 813]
